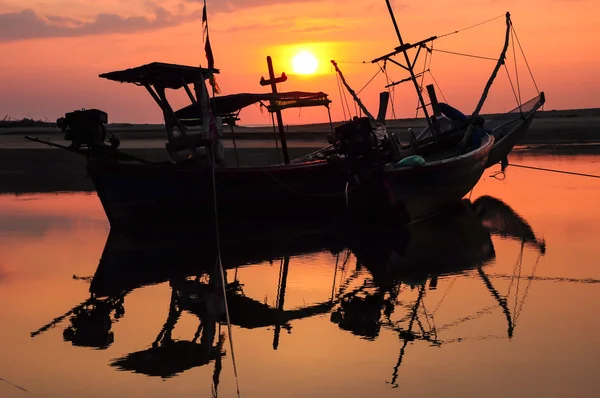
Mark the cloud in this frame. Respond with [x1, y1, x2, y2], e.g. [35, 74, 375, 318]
[184, 0, 295, 13]
[216, 15, 344, 35]
[0, 6, 201, 42]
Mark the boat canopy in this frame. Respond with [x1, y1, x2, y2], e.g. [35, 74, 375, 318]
[99, 62, 220, 90]
[175, 91, 331, 120]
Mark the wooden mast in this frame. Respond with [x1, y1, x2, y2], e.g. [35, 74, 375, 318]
[260, 56, 290, 164]
[330, 60, 375, 120]
[460, 12, 512, 147]
[384, 0, 434, 133]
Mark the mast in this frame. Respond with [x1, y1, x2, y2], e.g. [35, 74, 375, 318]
[383, 0, 434, 132]
[473, 12, 512, 118]
[461, 12, 512, 146]
[260, 56, 290, 164]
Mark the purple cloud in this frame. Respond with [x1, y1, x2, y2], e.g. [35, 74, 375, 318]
[0, 6, 200, 42]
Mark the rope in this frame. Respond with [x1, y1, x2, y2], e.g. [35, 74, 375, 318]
[330, 253, 340, 300]
[0, 377, 33, 395]
[438, 14, 505, 38]
[511, 28, 522, 106]
[513, 253, 542, 326]
[335, 72, 349, 121]
[486, 274, 600, 284]
[357, 67, 382, 95]
[508, 163, 600, 179]
[503, 64, 521, 110]
[433, 48, 498, 61]
[432, 276, 457, 314]
[415, 45, 430, 118]
[339, 73, 353, 119]
[260, 168, 353, 197]
[270, 112, 281, 165]
[428, 70, 448, 103]
[511, 243, 524, 321]
[511, 24, 540, 95]
[206, 75, 241, 395]
[378, 61, 397, 119]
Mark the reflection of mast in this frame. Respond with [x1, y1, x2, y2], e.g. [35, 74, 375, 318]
[390, 284, 425, 387]
[273, 256, 290, 350]
[477, 267, 514, 339]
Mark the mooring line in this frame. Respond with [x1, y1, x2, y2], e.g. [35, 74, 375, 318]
[210, 150, 241, 397]
[508, 163, 600, 179]
[486, 273, 600, 284]
[0, 377, 33, 394]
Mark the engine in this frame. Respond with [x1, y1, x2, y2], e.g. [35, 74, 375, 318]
[57, 109, 112, 149]
[328, 117, 377, 159]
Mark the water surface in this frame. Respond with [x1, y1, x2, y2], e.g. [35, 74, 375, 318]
[1, 152, 599, 398]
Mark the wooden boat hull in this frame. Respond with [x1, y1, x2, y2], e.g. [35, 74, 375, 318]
[485, 92, 545, 168]
[382, 134, 494, 222]
[88, 158, 356, 229]
[486, 112, 535, 168]
[87, 135, 493, 229]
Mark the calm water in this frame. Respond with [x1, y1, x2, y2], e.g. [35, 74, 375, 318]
[1, 152, 600, 398]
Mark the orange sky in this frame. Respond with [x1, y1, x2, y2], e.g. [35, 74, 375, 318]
[1, 0, 599, 125]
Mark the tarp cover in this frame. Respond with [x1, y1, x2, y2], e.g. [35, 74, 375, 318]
[175, 91, 331, 119]
[99, 62, 219, 89]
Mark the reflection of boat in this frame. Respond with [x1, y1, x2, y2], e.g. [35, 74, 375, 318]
[30, 195, 544, 387]
[473, 195, 545, 252]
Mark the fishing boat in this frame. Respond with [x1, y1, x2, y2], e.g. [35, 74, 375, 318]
[384, 7, 546, 168]
[25, 2, 505, 229]
[333, 5, 545, 172]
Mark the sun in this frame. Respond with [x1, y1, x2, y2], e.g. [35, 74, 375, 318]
[292, 50, 318, 75]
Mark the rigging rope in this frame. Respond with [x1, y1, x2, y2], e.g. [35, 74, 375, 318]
[513, 252, 542, 326]
[432, 48, 498, 61]
[335, 72, 349, 121]
[378, 61, 397, 119]
[0, 377, 32, 395]
[508, 163, 600, 179]
[261, 168, 354, 197]
[270, 112, 281, 164]
[511, 242, 524, 321]
[511, 28, 522, 106]
[428, 70, 448, 103]
[207, 80, 241, 396]
[438, 13, 505, 38]
[211, 160, 241, 397]
[503, 63, 521, 110]
[415, 44, 430, 118]
[357, 67, 382, 95]
[331, 253, 340, 301]
[432, 276, 457, 314]
[511, 24, 540, 95]
[338, 73, 353, 119]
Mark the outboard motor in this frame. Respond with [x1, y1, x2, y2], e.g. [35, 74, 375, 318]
[57, 108, 114, 149]
[328, 117, 376, 159]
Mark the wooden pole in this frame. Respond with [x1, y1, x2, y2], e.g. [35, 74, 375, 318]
[260, 56, 290, 164]
[330, 60, 374, 120]
[384, 0, 434, 134]
[273, 256, 290, 350]
[461, 12, 512, 147]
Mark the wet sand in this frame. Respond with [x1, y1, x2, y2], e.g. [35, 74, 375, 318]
[3, 107, 600, 144]
[1, 108, 599, 194]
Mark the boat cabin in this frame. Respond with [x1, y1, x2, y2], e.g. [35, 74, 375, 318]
[99, 62, 333, 165]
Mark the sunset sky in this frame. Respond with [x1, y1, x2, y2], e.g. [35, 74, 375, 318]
[1, 0, 598, 125]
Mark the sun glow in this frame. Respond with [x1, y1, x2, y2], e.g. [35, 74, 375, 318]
[292, 50, 318, 75]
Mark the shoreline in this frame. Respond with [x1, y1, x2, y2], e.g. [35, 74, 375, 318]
[2, 107, 600, 146]
[1, 143, 598, 196]
[2, 106, 600, 195]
